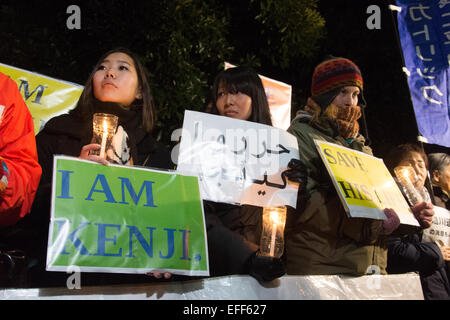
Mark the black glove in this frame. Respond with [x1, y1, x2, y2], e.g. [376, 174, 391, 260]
[284, 158, 310, 212]
[284, 158, 308, 187]
[247, 252, 286, 282]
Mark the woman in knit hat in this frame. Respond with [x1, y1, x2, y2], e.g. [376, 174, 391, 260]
[285, 56, 402, 276]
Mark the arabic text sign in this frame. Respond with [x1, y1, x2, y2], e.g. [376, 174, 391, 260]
[422, 206, 450, 246]
[0, 63, 83, 134]
[314, 140, 419, 226]
[47, 156, 209, 276]
[395, 1, 450, 148]
[176, 111, 299, 208]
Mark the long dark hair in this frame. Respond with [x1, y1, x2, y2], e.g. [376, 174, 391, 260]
[70, 47, 156, 133]
[209, 66, 272, 126]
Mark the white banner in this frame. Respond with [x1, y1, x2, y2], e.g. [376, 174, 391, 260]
[422, 206, 450, 246]
[176, 110, 299, 207]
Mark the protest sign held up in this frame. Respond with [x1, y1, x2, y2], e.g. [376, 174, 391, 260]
[315, 140, 419, 226]
[47, 156, 209, 276]
[0, 63, 83, 134]
[394, 1, 450, 148]
[176, 110, 300, 208]
[423, 206, 450, 246]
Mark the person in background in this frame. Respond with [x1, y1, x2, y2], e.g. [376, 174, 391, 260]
[286, 56, 401, 276]
[428, 153, 450, 210]
[428, 152, 450, 290]
[27, 48, 173, 286]
[385, 143, 450, 300]
[0, 72, 41, 227]
[0, 71, 42, 287]
[204, 66, 303, 282]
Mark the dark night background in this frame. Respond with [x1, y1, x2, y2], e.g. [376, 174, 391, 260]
[0, 0, 448, 160]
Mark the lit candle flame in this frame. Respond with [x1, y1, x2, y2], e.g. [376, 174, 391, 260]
[261, 206, 287, 258]
[401, 169, 410, 181]
[394, 165, 422, 205]
[270, 210, 280, 225]
[100, 119, 108, 158]
[395, 166, 415, 185]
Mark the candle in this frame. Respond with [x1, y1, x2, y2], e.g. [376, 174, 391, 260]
[99, 119, 108, 158]
[91, 113, 118, 158]
[400, 168, 412, 183]
[394, 165, 422, 205]
[269, 211, 278, 257]
[260, 206, 286, 258]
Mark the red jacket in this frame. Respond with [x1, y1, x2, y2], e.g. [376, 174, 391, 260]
[0, 72, 41, 226]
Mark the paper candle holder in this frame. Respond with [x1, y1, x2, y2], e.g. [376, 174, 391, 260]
[394, 165, 423, 206]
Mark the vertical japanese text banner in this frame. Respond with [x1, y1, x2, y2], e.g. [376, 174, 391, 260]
[395, 0, 450, 148]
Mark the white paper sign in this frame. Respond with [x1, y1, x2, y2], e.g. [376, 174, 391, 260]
[422, 206, 450, 246]
[176, 110, 299, 207]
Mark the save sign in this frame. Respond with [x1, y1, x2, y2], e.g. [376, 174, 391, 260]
[314, 140, 419, 227]
[47, 156, 209, 276]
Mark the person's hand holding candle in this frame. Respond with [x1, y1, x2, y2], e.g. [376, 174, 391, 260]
[79, 143, 110, 165]
[79, 113, 118, 165]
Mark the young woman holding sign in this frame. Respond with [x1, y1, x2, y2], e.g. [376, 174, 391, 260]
[286, 56, 402, 276]
[26, 48, 173, 286]
[203, 66, 305, 282]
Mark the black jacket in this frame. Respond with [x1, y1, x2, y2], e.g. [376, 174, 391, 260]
[204, 201, 262, 276]
[387, 232, 450, 300]
[21, 112, 173, 287]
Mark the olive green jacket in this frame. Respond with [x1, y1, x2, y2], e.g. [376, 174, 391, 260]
[286, 115, 387, 275]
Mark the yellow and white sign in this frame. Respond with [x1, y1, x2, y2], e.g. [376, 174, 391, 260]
[314, 140, 419, 226]
[0, 63, 83, 134]
[225, 62, 292, 130]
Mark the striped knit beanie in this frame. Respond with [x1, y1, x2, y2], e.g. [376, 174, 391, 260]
[311, 57, 364, 109]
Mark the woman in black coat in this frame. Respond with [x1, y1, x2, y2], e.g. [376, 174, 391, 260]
[385, 143, 450, 300]
[24, 48, 173, 287]
[203, 66, 288, 282]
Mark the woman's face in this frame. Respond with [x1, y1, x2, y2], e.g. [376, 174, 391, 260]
[433, 164, 450, 195]
[332, 86, 360, 107]
[215, 85, 252, 121]
[398, 151, 428, 188]
[93, 52, 141, 107]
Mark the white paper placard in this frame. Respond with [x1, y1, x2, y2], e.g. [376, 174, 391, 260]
[176, 110, 299, 207]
